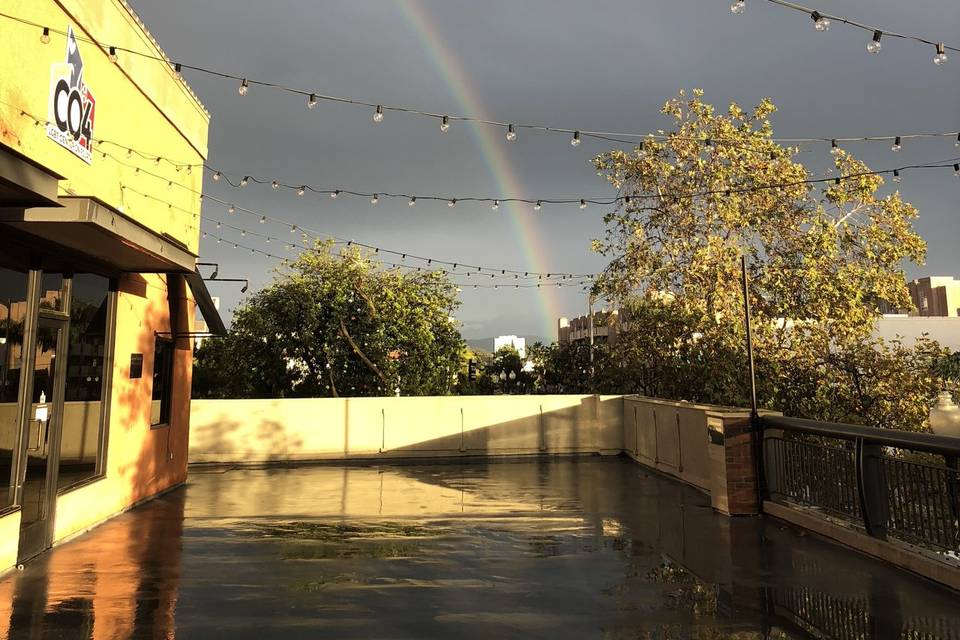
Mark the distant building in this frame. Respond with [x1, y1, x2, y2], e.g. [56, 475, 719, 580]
[494, 335, 526, 358]
[558, 309, 622, 346]
[907, 277, 960, 317]
[876, 316, 960, 352]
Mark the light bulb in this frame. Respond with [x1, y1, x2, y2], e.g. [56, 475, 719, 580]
[212, 171, 221, 181]
[955, 133, 960, 148]
[440, 116, 450, 133]
[408, 197, 416, 207]
[492, 200, 500, 210]
[579, 199, 587, 209]
[154, 157, 161, 166]
[891, 136, 901, 152]
[373, 105, 384, 123]
[238, 79, 249, 96]
[217, 238, 222, 244]
[297, 186, 306, 197]
[371, 194, 379, 205]
[934, 43, 948, 66]
[126, 149, 133, 159]
[216, 222, 222, 229]
[265, 237, 271, 243]
[40, 27, 50, 44]
[448, 198, 456, 208]
[893, 169, 901, 183]
[571, 131, 581, 147]
[259, 216, 266, 224]
[534, 201, 542, 211]
[307, 93, 318, 109]
[240, 230, 246, 236]
[271, 180, 279, 189]
[830, 139, 841, 156]
[730, 0, 745, 14]
[291, 225, 297, 233]
[108, 46, 118, 62]
[505, 124, 516, 142]
[867, 30, 882, 54]
[330, 190, 340, 199]
[954, 164, 960, 178]
[811, 11, 830, 32]
[228, 204, 236, 213]
[240, 176, 249, 187]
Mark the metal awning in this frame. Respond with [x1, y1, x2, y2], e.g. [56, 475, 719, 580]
[185, 269, 227, 336]
[0, 196, 196, 273]
[0, 146, 63, 208]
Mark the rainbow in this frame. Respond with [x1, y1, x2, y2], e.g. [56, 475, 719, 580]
[395, 0, 563, 340]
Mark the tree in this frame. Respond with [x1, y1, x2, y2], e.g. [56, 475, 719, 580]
[592, 90, 940, 430]
[193, 241, 464, 398]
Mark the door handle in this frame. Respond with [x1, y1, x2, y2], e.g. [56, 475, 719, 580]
[27, 419, 46, 452]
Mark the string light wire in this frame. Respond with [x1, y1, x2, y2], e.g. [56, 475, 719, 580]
[1, 14, 956, 151]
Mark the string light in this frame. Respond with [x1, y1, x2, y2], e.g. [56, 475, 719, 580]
[297, 186, 306, 197]
[580, 199, 587, 209]
[448, 198, 456, 208]
[228, 205, 236, 213]
[330, 190, 340, 199]
[212, 171, 221, 181]
[730, 0, 745, 15]
[830, 139, 841, 156]
[373, 105, 384, 123]
[108, 46, 118, 62]
[259, 216, 267, 224]
[811, 11, 830, 32]
[867, 30, 882, 54]
[40, 27, 49, 44]
[954, 164, 960, 178]
[271, 180, 280, 189]
[240, 176, 249, 187]
[934, 43, 948, 66]
[238, 79, 249, 96]
[891, 136, 901, 152]
[893, 169, 901, 183]
[506, 124, 516, 142]
[571, 131, 581, 147]
[408, 197, 416, 207]
[440, 116, 450, 133]
[492, 200, 500, 210]
[371, 194, 379, 205]
[534, 201, 542, 211]
[307, 93, 318, 109]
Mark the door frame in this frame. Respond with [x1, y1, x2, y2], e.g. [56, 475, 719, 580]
[12, 272, 72, 563]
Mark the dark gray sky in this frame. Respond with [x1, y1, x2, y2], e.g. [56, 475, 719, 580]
[129, 0, 959, 341]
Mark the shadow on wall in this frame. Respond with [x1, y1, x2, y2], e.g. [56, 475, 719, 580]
[54, 273, 192, 543]
[188, 395, 626, 466]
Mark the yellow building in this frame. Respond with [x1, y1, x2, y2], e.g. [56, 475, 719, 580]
[0, 0, 221, 571]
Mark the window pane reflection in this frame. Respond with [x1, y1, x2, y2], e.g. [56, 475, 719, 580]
[59, 274, 110, 491]
[0, 266, 29, 510]
[39, 273, 64, 313]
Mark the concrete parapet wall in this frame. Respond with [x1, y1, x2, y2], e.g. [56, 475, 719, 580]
[189, 395, 625, 464]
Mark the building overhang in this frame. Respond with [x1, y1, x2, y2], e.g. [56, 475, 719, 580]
[184, 270, 227, 337]
[0, 196, 196, 274]
[0, 147, 63, 209]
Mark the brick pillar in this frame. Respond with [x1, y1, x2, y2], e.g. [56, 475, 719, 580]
[707, 413, 763, 515]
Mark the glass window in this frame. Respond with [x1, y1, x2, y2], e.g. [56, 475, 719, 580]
[58, 274, 111, 491]
[38, 273, 64, 313]
[151, 338, 173, 427]
[0, 266, 29, 510]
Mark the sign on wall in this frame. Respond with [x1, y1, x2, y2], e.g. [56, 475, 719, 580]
[46, 26, 96, 164]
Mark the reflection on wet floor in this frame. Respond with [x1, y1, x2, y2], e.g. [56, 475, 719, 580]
[1, 457, 959, 639]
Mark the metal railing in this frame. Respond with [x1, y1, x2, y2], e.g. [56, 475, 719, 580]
[761, 415, 960, 555]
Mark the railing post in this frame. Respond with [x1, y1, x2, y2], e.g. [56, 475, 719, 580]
[947, 455, 959, 521]
[740, 255, 765, 501]
[855, 438, 889, 539]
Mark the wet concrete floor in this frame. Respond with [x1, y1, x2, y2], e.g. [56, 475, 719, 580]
[1, 457, 958, 639]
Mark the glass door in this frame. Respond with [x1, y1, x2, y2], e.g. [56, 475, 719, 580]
[17, 314, 68, 563]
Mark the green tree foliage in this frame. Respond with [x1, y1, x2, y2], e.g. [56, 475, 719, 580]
[591, 90, 943, 430]
[193, 241, 464, 398]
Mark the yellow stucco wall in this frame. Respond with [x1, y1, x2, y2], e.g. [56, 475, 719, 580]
[53, 273, 194, 544]
[189, 395, 627, 464]
[0, 0, 209, 253]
